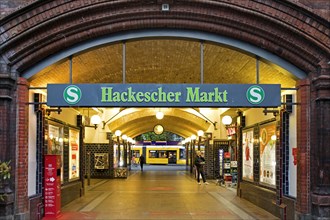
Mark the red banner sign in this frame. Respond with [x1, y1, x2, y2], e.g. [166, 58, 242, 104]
[224, 152, 231, 159]
[292, 148, 297, 165]
[44, 155, 61, 218]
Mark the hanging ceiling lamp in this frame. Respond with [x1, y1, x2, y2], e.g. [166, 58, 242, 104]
[156, 111, 164, 120]
[221, 115, 232, 126]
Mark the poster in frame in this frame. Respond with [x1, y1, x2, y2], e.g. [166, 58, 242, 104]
[259, 122, 277, 187]
[242, 128, 254, 181]
[69, 128, 80, 181]
[47, 122, 64, 183]
[48, 123, 63, 155]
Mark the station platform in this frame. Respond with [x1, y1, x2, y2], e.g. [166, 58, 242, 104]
[58, 165, 279, 219]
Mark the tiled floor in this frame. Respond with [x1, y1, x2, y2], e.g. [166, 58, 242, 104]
[57, 165, 279, 219]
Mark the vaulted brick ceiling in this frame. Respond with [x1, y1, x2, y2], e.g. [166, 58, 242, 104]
[29, 39, 296, 87]
[102, 108, 211, 138]
[29, 39, 297, 138]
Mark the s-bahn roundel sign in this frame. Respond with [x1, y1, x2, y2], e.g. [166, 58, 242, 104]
[63, 85, 82, 104]
[246, 85, 265, 105]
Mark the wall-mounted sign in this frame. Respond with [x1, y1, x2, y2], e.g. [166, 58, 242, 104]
[44, 155, 61, 218]
[94, 153, 109, 169]
[47, 84, 281, 107]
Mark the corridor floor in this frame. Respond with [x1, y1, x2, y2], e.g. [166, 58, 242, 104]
[58, 165, 279, 219]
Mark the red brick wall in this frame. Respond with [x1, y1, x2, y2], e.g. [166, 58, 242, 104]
[0, 0, 34, 19]
[296, 78, 311, 215]
[0, 93, 10, 159]
[1, 0, 329, 21]
[297, 0, 330, 21]
[0, 72, 16, 217]
[16, 77, 29, 214]
[310, 61, 330, 217]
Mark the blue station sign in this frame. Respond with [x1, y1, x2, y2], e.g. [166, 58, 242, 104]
[47, 84, 281, 107]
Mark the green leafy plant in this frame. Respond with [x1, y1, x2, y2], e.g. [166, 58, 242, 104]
[0, 160, 11, 180]
[0, 160, 11, 201]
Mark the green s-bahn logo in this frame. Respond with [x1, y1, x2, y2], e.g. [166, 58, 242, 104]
[63, 85, 82, 104]
[246, 85, 265, 104]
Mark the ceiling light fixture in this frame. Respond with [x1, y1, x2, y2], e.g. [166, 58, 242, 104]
[197, 130, 204, 137]
[156, 111, 164, 120]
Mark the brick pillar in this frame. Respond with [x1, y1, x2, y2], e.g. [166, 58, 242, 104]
[15, 77, 29, 217]
[0, 76, 16, 160]
[0, 65, 16, 218]
[310, 60, 330, 218]
[296, 78, 311, 218]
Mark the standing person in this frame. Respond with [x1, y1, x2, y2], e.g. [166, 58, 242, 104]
[131, 154, 137, 167]
[138, 154, 145, 171]
[194, 151, 209, 185]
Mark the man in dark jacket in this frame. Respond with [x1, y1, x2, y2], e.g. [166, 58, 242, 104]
[139, 154, 145, 171]
[194, 151, 209, 185]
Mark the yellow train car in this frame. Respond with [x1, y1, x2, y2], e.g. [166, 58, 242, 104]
[131, 146, 142, 164]
[131, 145, 186, 165]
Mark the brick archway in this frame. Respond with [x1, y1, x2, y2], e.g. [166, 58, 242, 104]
[0, 1, 329, 219]
[0, 1, 328, 75]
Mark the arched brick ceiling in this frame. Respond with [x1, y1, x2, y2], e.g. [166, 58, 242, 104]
[28, 39, 297, 87]
[97, 108, 211, 138]
[0, 0, 328, 75]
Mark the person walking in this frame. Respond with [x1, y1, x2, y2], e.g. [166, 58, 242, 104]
[131, 154, 137, 167]
[194, 151, 209, 185]
[138, 154, 145, 171]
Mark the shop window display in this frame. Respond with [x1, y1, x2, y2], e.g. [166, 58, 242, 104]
[46, 120, 81, 184]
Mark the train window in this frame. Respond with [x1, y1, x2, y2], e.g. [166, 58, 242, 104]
[149, 150, 157, 158]
[132, 150, 140, 158]
[149, 150, 168, 158]
[179, 149, 186, 159]
[159, 151, 167, 158]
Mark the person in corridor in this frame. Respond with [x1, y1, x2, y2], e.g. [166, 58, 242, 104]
[138, 154, 145, 171]
[194, 151, 209, 185]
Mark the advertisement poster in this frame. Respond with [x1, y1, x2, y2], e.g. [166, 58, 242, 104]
[69, 128, 80, 180]
[242, 129, 254, 181]
[259, 123, 276, 186]
[114, 144, 119, 168]
[48, 123, 64, 182]
[48, 124, 62, 155]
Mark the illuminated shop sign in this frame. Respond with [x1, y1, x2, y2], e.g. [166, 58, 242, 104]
[47, 84, 280, 107]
